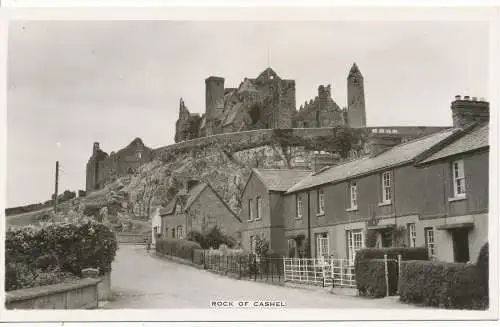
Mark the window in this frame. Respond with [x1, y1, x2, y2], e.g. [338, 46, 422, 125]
[249, 236, 256, 254]
[316, 233, 329, 259]
[408, 223, 417, 248]
[165, 227, 169, 238]
[349, 182, 358, 209]
[248, 199, 254, 221]
[175, 202, 182, 214]
[137, 152, 142, 159]
[382, 171, 392, 203]
[425, 227, 435, 258]
[177, 226, 184, 239]
[296, 194, 303, 218]
[255, 196, 262, 220]
[347, 229, 364, 265]
[171, 228, 175, 238]
[317, 189, 325, 215]
[452, 160, 466, 197]
[208, 216, 216, 225]
[287, 239, 297, 257]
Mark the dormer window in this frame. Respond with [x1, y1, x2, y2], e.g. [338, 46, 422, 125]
[175, 202, 182, 214]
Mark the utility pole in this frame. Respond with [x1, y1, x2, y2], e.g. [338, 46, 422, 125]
[54, 161, 59, 213]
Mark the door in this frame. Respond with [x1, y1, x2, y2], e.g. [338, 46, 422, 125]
[452, 228, 470, 263]
[316, 233, 329, 260]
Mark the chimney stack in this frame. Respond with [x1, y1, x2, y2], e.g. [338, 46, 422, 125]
[451, 95, 489, 129]
[367, 133, 402, 157]
[312, 152, 341, 173]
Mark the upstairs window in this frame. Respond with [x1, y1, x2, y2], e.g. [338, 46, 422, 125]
[349, 182, 358, 210]
[175, 202, 182, 214]
[296, 194, 303, 218]
[248, 199, 254, 221]
[452, 160, 466, 197]
[255, 196, 262, 220]
[317, 189, 325, 215]
[382, 171, 392, 203]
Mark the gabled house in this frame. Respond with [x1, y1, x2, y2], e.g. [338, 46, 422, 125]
[414, 122, 489, 262]
[240, 168, 312, 256]
[282, 95, 489, 264]
[160, 180, 242, 242]
[284, 127, 459, 263]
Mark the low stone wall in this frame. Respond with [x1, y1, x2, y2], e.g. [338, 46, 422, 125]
[116, 233, 147, 244]
[5, 278, 101, 310]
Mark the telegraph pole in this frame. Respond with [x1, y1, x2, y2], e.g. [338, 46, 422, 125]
[54, 161, 59, 213]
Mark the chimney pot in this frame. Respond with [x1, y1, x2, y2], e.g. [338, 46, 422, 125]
[455, 95, 461, 100]
[464, 96, 470, 100]
[472, 97, 477, 101]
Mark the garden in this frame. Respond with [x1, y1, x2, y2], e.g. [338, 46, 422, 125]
[355, 243, 489, 310]
[5, 215, 118, 292]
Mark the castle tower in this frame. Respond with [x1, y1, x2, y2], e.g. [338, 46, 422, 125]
[93, 142, 100, 155]
[347, 63, 366, 128]
[205, 76, 225, 120]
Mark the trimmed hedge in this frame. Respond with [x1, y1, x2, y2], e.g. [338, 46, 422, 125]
[355, 247, 428, 297]
[399, 242, 489, 310]
[5, 219, 118, 291]
[155, 238, 202, 260]
[399, 261, 487, 309]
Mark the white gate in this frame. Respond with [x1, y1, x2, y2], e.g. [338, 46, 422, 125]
[283, 257, 356, 288]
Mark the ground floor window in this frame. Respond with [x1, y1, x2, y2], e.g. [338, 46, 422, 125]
[316, 233, 329, 260]
[287, 239, 297, 257]
[408, 223, 416, 247]
[381, 229, 393, 248]
[177, 226, 184, 239]
[347, 229, 364, 265]
[425, 227, 435, 258]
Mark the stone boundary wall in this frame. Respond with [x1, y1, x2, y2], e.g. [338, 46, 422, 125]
[152, 126, 450, 160]
[5, 278, 101, 310]
[116, 232, 148, 244]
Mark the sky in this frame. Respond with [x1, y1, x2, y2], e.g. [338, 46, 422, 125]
[6, 20, 489, 207]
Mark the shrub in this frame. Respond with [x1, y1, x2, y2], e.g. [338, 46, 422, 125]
[399, 260, 488, 310]
[155, 238, 202, 260]
[355, 247, 428, 298]
[187, 226, 236, 249]
[355, 259, 390, 298]
[5, 218, 117, 291]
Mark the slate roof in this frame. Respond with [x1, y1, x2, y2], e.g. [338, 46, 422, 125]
[159, 183, 208, 216]
[419, 124, 489, 164]
[286, 128, 458, 194]
[253, 168, 312, 192]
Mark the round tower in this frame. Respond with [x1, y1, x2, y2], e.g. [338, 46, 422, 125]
[347, 63, 366, 128]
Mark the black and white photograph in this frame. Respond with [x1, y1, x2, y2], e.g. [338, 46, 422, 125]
[0, 3, 498, 323]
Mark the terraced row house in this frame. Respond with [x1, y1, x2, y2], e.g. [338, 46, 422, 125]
[239, 95, 490, 264]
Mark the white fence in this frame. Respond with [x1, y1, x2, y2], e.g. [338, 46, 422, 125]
[283, 258, 356, 288]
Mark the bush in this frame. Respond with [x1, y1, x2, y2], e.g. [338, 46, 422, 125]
[355, 259, 389, 298]
[186, 226, 236, 249]
[476, 242, 489, 287]
[5, 218, 117, 291]
[155, 238, 202, 260]
[399, 260, 488, 310]
[355, 247, 428, 298]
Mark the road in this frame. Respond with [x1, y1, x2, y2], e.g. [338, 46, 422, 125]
[103, 245, 418, 309]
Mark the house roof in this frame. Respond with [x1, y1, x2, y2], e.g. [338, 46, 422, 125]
[159, 181, 241, 223]
[159, 183, 208, 216]
[418, 123, 489, 164]
[286, 128, 458, 194]
[253, 168, 312, 192]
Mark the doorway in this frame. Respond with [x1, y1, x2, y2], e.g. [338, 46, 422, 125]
[451, 228, 470, 263]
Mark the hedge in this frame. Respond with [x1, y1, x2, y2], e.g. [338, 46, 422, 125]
[399, 260, 487, 309]
[355, 247, 428, 297]
[155, 238, 202, 260]
[5, 218, 118, 291]
[355, 259, 390, 298]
